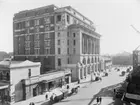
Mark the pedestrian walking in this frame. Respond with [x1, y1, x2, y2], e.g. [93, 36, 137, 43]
[96, 97, 99, 105]
[99, 97, 102, 104]
[114, 89, 116, 94]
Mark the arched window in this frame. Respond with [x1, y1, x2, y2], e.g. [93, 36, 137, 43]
[95, 57, 97, 62]
[87, 58, 90, 64]
[83, 58, 86, 65]
[92, 57, 94, 63]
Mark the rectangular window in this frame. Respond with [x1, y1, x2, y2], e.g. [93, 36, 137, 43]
[28, 69, 31, 77]
[58, 40, 60, 45]
[35, 19, 39, 26]
[67, 40, 69, 46]
[30, 20, 34, 27]
[73, 33, 76, 37]
[58, 48, 61, 54]
[58, 58, 61, 66]
[44, 17, 50, 24]
[57, 32, 60, 37]
[39, 18, 44, 25]
[67, 15, 70, 24]
[25, 41, 30, 48]
[45, 25, 50, 31]
[73, 48, 76, 54]
[35, 26, 39, 33]
[67, 58, 69, 64]
[34, 34, 40, 40]
[34, 41, 40, 48]
[44, 33, 50, 40]
[67, 32, 69, 37]
[25, 35, 30, 41]
[67, 48, 69, 54]
[25, 48, 30, 55]
[45, 47, 50, 54]
[73, 40, 76, 46]
[44, 40, 50, 47]
[34, 48, 40, 54]
[57, 15, 61, 22]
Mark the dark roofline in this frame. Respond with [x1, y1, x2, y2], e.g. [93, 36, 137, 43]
[64, 6, 93, 24]
[14, 4, 58, 16]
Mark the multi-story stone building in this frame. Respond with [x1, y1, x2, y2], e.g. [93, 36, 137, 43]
[13, 5, 101, 76]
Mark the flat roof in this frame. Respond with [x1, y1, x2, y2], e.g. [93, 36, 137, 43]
[0, 60, 40, 69]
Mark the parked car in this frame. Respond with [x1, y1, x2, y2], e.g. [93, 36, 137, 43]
[121, 71, 125, 76]
[49, 88, 64, 103]
[68, 84, 80, 96]
[95, 76, 102, 81]
[117, 69, 120, 71]
[105, 72, 108, 76]
[126, 68, 130, 73]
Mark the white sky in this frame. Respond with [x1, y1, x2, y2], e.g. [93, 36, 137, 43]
[0, 0, 140, 54]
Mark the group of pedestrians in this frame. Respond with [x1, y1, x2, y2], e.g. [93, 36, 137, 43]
[96, 96, 102, 105]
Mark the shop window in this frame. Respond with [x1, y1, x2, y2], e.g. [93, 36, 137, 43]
[48, 81, 55, 90]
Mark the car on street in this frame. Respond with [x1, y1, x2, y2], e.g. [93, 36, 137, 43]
[121, 71, 125, 76]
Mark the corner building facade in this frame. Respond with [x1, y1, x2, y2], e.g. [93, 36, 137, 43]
[13, 5, 101, 75]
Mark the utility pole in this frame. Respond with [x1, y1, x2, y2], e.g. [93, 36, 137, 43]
[131, 25, 140, 34]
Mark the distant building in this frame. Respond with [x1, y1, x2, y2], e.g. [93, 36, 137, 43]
[100, 56, 112, 72]
[133, 50, 140, 69]
[13, 4, 101, 77]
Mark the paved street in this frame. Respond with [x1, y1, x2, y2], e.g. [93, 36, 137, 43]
[12, 69, 130, 105]
[54, 70, 128, 105]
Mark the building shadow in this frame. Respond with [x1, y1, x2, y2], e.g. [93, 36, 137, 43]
[87, 82, 127, 105]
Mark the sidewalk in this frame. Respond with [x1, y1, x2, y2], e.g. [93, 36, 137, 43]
[11, 80, 91, 105]
[91, 97, 114, 105]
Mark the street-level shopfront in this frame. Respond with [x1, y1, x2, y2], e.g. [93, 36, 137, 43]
[0, 83, 10, 104]
[21, 70, 71, 100]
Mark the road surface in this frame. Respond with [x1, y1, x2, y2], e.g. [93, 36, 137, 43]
[54, 70, 128, 105]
